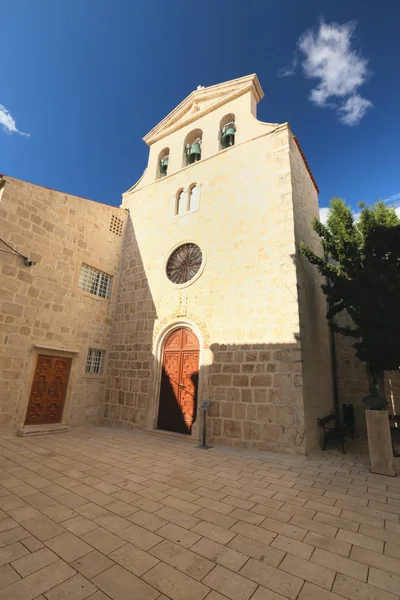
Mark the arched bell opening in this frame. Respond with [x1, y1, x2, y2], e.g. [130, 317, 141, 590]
[183, 129, 203, 167]
[157, 147, 170, 179]
[219, 114, 236, 149]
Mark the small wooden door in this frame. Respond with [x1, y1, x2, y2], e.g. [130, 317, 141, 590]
[157, 328, 199, 434]
[25, 355, 72, 425]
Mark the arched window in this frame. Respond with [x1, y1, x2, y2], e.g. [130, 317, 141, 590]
[189, 184, 199, 212]
[219, 114, 236, 149]
[157, 148, 169, 179]
[183, 129, 202, 167]
[175, 189, 186, 216]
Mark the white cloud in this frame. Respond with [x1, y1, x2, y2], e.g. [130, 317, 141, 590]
[278, 56, 298, 77]
[0, 104, 29, 137]
[282, 20, 372, 125]
[338, 94, 373, 126]
[319, 207, 330, 224]
[383, 192, 400, 204]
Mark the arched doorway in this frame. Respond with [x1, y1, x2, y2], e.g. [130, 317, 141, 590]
[157, 327, 199, 434]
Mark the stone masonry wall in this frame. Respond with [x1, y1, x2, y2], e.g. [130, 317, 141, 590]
[289, 135, 334, 453]
[0, 176, 127, 428]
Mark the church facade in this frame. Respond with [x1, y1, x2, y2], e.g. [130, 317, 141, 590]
[1, 74, 392, 453]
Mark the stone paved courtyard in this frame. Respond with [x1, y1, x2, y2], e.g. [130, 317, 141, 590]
[0, 427, 398, 599]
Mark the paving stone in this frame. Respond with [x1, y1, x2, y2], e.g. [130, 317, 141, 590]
[240, 557, 304, 600]
[12, 547, 58, 577]
[340, 509, 385, 529]
[155, 507, 200, 529]
[279, 553, 335, 590]
[127, 510, 167, 532]
[191, 537, 249, 571]
[23, 491, 55, 509]
[71, 550, 115, 579]
[289, 516, 337, 538]
[202, 565, 258, 600]
[336, 529, 384, 553]
[57, 493, 88, 509]
[75, 504, 109, 520]
[250, 586, 288, 600]
[228, 534, 284, 566]
[46, 531, 93, 562]
[94, 514, 132, 533]
[143, 561, 209, 600]
[350, 545, 400, 575]
[228, 508, 264, 525]
[103, 501, 137, 518]
[298, 582, 351, 600]
[303, 531, 351, 557]
[0, 525, 30, 547]
[87, 591, 113, 600]
[368, 567, 400, 596]
[0, 560, 75, 600]
[260, 518, 307, 541]
[230, 521, 276, 545]
[192, 508, 237, 530]
[94, 564, 160, 600]
[0, 541, 29, 566]
[313, 511, 359, 533]
[271, 533, 314, 560]
[119, 523, 162, 551]
[81, 528, 125, 555]
[384, 542, 400, 560]
[311, 548, 368, 582]
[0, 564, 20, 589]
[62, 516, 99, 536]
[131, 497, 163, 513]
[150, 539, 214, 580]
[45, 573, 97, 600]
[359, 524, 400, 544]
[41, 504, 77, 523]
[332, 572, 399, 600]
[157, 523, 201, 548]
[251, 504, 292, 523]
[109, 543, 158, 576]
[0, 517, 19, 532]
[22, 516, 65, 542]
[22, 536, 45, 552]
[7, 506, 41, 523]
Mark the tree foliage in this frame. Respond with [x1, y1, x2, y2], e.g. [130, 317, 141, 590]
[300, 198, 400, 383]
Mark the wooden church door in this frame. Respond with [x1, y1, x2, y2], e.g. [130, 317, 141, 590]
[25, 355, 71, 425]
[157, 328, 199, 434]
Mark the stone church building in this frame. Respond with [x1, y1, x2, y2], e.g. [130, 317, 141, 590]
[0, 75, 396, 454]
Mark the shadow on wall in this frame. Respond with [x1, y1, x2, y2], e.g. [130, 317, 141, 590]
[104, 216, 158, 427]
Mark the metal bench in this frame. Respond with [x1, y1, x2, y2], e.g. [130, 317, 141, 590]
[318, 413, 346, 453]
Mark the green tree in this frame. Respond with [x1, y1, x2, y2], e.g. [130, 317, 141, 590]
[300, 198, 400, 393]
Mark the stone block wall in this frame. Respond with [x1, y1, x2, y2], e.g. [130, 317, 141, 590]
[104, 219, 157, 429]
[207, 343, 305, 453]
[0, 176, 127, 428]
[289, 135, 334, 453]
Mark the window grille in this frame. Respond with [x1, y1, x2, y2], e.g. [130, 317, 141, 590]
[109, 215, 123, 236]
[85, 348, 105, 374]
[78, 264, 112, 299]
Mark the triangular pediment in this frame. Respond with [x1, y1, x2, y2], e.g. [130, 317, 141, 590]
[143, 74, 264, 146]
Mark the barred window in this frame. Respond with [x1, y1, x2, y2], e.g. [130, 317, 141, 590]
[86, 348, 105, 374]
[78, 264, 112, 299]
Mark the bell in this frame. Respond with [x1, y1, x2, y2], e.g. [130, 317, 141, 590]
[159, 155, 169, 176]
[221, 123, 236, 148]
[188, 140, 201, 163]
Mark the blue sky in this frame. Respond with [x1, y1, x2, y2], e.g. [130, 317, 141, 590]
[1, 0, 399, 212]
